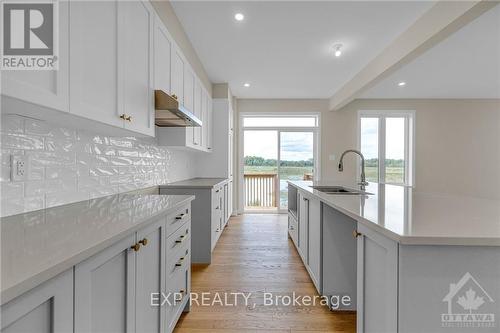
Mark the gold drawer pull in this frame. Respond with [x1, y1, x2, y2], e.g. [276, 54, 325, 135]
[175, 257, 185, 267]
[138, 238, 148, 246]
[175, 213, 186, 220]
[125, 115, 132, 122]
[352, 230, 362, 238]
[172, 94, 178, 100]
[130, 243, 141, 252]
[120, 114, 127, 120]
[175, 235, 185, 243]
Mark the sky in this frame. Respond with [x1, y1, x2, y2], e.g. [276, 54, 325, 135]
[361, 117, 405, 160]
[244, 131, 313, 161]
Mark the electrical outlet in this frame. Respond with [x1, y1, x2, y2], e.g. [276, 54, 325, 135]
[11, 155, 28, 181]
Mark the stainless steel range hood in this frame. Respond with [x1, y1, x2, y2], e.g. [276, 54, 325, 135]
[155, 90, 202, 127]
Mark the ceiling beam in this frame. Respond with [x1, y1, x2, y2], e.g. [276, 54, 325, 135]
[329, 0, 498, 111]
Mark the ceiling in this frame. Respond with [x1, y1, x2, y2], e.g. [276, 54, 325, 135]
[361, 5, 500, 99]
[171, 1, 434, 99]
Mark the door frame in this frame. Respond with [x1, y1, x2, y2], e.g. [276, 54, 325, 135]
[238, 112, 321, 214]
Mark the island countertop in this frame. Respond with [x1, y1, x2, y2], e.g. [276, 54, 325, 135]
[1, 194, 194, 304]
[288, 181, 500, 246]
[160, 177, 228, 189]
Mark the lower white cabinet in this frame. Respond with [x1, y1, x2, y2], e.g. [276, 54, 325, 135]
[0, 270, 73, 333]
[295, 190, 321, 293]
[2, 203, 192, 333]
[75, 234, 137, 332]
[356, 223, 398, 333]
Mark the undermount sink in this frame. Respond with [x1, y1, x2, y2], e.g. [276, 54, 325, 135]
[309, 186, 373, 195]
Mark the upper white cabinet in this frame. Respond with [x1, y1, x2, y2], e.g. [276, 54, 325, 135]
[171, 46, 185, 105]
[69, 0, 122, 128]
[120, 0, 155, 136]
[2, 0, 69, 112]
[154, 18, 172, 94]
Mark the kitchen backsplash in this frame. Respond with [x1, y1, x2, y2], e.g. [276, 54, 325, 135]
[1, 114, 197, 217]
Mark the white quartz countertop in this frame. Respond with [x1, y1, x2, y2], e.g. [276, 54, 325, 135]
[0, 194, 194, 304]
[289, 181, 500, 246]
[160, 177, 228, 189]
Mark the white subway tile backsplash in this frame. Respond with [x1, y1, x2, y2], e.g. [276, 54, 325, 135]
[1, 115, 196, 217]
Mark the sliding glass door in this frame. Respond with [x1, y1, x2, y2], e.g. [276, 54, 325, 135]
[241, 115, 319, 212]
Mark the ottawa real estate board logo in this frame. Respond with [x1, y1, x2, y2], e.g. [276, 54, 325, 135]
[441, 272, 496, 328]
[1, 1, 58, 70]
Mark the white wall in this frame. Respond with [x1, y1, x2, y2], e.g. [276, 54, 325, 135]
[0, 115, 197, 217]
[324, 99, 500, 199]
[236, 98, 500, 203]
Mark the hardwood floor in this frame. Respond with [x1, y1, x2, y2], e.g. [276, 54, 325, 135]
[174, 214, 356, 333]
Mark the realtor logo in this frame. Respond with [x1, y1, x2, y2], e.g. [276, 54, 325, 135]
[441, 272, 495, 328]
[1, 1, 58, 70]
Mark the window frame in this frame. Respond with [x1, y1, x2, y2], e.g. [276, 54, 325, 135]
[357, 110, 415, 186]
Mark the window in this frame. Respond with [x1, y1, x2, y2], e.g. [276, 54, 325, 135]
[359, 110, 414, 185]
[243, 116, 318, 128]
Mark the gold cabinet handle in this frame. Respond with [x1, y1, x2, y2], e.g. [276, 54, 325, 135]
[352, 230, 362, 238]
[125, 115, 132, 122]
[175, 213, 186, 220]
[175, 235, 185, 243]
[175, 257, 186, 267]
[120, 114, 127, 120]
[138, 238, 148, 246]
[130, 243, 141, 252]
[172, 94, 178, 100]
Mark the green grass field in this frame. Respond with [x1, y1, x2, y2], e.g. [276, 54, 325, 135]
[244, 165, 404, 208]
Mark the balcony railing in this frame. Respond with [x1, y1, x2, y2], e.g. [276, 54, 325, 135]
[244, 173, 279, 208]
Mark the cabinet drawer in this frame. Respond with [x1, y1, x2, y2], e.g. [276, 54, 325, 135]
[166, 221, 191, 255]
[166, 204, 191, 236]
[165, 264, 189, 332]
[166, 240, 190, 277]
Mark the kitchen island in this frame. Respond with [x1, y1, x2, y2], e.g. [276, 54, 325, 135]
[288, 181, 500, 333]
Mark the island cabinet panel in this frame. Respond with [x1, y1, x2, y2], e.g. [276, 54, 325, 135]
[298, 192, 309, 263]
[307, 197, 321, 292]
[357, 223, 398, 333]
[321, 205, 357, 310]
[0, 269, 73, 333]
[74, 234, 137, 333]
[136, 219, 166, 333]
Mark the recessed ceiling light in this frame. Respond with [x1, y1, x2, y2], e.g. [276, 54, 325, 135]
[333, 44, 343, 57]
[234, 13, 244, 21]
[398, 81, 406, 87]
[243, 83, 250, 87]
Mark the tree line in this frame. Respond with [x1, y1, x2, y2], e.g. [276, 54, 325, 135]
[365, 158, 404, 167]
[244, 156, 313, 167]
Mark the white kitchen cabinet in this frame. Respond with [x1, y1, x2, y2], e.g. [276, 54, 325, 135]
[193, 79, 203, 147]
[136, 219, 166, 333]
[74, 234, 136, 333]
[298, 193, 309, 263]
[307, 196, 321, 291]
[204, 91, 213, 151]
[154, 16, 172, 95]
[356, 223, 398, 333]
[171, 46, 185, 106]
[196, 98, 234, 178]
[69, 0, 122, 128]
[120, 0, 155, 136]
[1, 1, 69, 113]
[1, 269, 73, 333]
[288, 214, 299, 247]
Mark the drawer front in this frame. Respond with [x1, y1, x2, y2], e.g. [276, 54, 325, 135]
[166, 220, 191, 255]
[166, 204, 191, 236]
[165, 263, 190, 332]
[166, 240, 190, 277]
